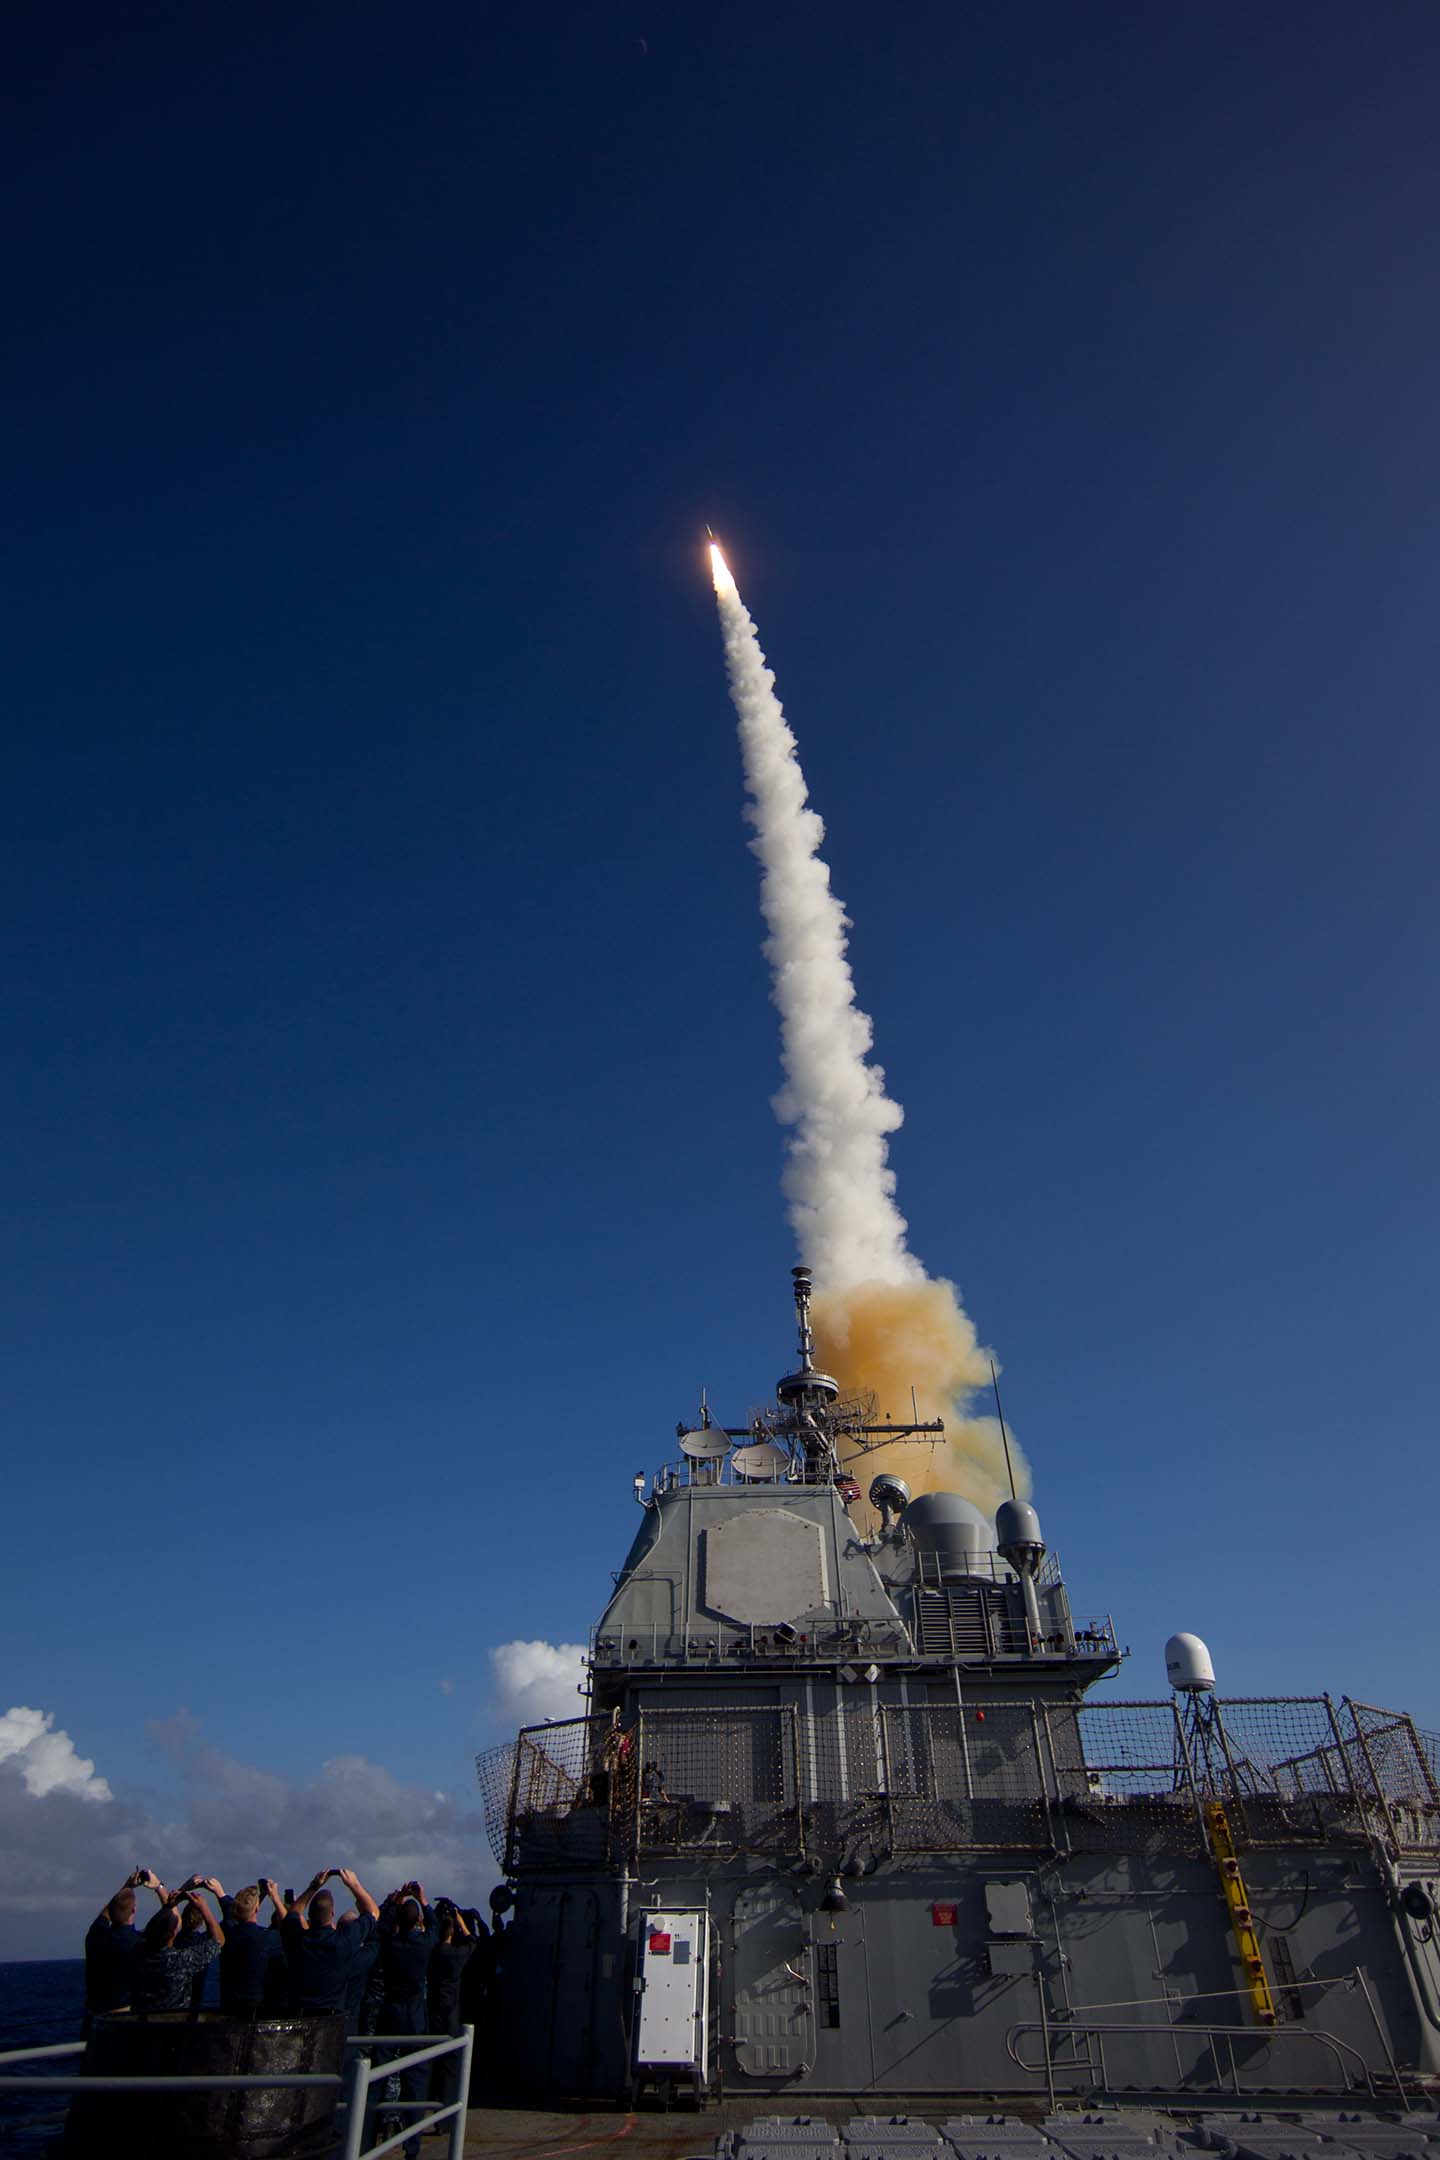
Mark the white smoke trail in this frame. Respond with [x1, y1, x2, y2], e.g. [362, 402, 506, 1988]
[710, 545, 919, 1291]
[710, 543, 1031, 1515]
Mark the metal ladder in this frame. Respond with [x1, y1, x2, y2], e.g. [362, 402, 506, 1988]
[1203, 1797, 1278, 2026]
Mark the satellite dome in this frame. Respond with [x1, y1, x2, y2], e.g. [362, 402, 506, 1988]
[995, 1498, 1041, 1547]
[904, 1491, 997, 1575]
[1165, 1632, 1216, 1693]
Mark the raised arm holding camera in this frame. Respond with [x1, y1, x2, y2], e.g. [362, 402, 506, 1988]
[281, 1866, 379, 2018]
[132, 1880, 224, 2014]
[83, 1869, 170, 2025]
[216, 1877, 290, 2016]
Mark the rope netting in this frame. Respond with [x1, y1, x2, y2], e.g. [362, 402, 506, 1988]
[475, 1741, 516, 1867]
[631, 1705, 799, 1856]
[885, 1701, 1050, 1851]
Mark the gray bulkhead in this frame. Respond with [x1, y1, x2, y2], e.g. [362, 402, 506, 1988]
[594, 1482, 911, 1662]
[501, 1841, 1431, 2101]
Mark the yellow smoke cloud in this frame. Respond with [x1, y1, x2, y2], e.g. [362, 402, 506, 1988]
[811, 1277, 1031, 1528]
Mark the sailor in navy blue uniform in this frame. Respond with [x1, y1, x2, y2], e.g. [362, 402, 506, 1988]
[426, 1902, 476, 2119]
[83, 1869, 171, 2029]
[374, 1882, 440, 2160]
[210, 1877, 289, 2016]
[281, 1867, 379, 2019]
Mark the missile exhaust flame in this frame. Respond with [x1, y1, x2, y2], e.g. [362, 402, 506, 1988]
[709, 541, 737, 598]
[709, 539, 1030, 1517]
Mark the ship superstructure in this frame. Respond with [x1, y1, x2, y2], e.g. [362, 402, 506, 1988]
[479, 1274, 1440, 2107]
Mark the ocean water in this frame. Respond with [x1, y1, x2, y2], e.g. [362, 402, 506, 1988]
[0, 1960, 84, 2151]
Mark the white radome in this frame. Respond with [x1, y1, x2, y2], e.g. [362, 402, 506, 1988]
[1165, 1631, 1216, 1693]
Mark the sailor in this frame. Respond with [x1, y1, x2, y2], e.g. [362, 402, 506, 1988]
[180, 1898, 213, 2010]
[212, 1877, 289, 2017]
[83, 1869, 170, 2028]
[426, 1900, 475, 2118]
[132, 1883, 225, 2012]
[281, 1867, 380, 2017]
[372, 1881, 440, 2160]
[639, 1759, 676, 1838]
[475, 1893, 511, 2085]
[338, 1904, 382, 2030]
[456, 1909, 491, 2084]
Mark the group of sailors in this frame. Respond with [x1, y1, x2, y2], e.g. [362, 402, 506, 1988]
[83, 1866, 506, 2155]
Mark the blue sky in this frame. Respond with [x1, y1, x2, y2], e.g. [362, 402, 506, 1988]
[3, 2, 1438, 1955]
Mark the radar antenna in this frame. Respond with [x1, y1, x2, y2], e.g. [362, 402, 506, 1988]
[688, 1268, 948, 1487]
[792, 1265, 817, 1374]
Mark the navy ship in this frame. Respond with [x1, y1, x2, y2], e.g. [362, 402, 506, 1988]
[478, 1266, 1440, 2115]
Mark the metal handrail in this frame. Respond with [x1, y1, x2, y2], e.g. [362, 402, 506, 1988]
[913, 1547, 1066, 1593]
[0, 2025, 474, 2160]
[0, 2059, 337, 2092]
[589, 1617, 916, 1666]
[651, 1455, 795, 1490]
[1005, 2014, 1378, 2099]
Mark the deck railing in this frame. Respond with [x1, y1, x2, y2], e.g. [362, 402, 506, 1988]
[0, 2026, 474, 2160]
[479, 1694, 1440, 1868]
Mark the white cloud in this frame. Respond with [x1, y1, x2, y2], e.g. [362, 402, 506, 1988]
[0, 1707, 495, 1961]
[0, 1639, 602, 1957]
[0, 1707, 112, 1803]
[488, 1639, 588, 1726]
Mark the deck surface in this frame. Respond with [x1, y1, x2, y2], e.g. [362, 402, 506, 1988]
[455, 2097, 1047, 2159]
[459, 2102, 709, 2158]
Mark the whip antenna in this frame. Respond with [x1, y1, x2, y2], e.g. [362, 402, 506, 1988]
[990, 1358, 1017, 1500]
